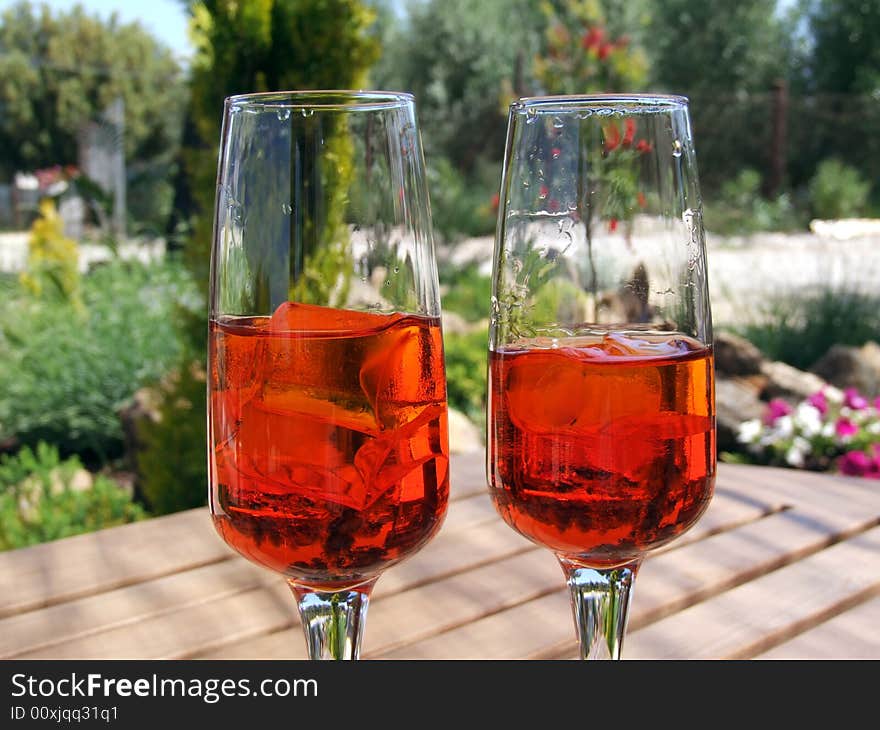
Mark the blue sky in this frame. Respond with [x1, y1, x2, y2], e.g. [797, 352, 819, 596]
[0, 0, 193, 60]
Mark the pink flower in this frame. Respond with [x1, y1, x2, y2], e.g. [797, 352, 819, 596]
[763, 398, 792, 425]
[807, 390, 828, 415]
[551, 147, 561, 159]
[839, 450, 871, 477]
[844, 388, 868, 410]
[835, 417, 858, 438]
[538, 184, 549, 200]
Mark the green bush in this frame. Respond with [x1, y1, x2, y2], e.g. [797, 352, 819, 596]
[440, 263, 492, 322]
[0, 442, 146, 551]
[704, 168, 806, 235]
[808, 158, 871, 220]
[428, 156, 498, 244]
[737, 286, 880, 371]
[136, 363, 208, 516]
[444, 328, 488, 427]
[0, 258, 197, 464]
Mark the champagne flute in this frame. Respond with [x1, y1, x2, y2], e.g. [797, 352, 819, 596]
[487, 94, 715, 659]
[208, 91, 449, 660]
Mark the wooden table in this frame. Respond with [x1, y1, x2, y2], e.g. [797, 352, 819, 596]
[1, 454, 878, 660]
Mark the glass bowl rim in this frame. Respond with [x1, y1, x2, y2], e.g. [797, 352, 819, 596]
[225, 90, 414, 112]
[511, 93, 689, 114]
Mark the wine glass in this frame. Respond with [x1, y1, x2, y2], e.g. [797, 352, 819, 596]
[208, 91, 449, 660]
[487, 94, 715, 660]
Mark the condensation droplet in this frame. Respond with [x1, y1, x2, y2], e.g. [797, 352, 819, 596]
[597, 108, 613, 116]
[393, 266, 399, 274]
[672, 139, 683, 157]
[525, 108, 538, 124]
[276, 108, 291, 121]
[576, 111, 593, 119]
[301, 108, 314, 117]
[522, 179, 530, 188]
[281, 203, 292, 214]
[552, 116, 564, 129]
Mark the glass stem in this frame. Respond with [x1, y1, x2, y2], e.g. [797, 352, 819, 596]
[559, 558, 640, 660]
[289, 578, 377, 660]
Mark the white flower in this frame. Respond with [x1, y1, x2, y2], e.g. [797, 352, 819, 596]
[737, 419, 763, 444]
[868, 421, 880, 435]
[785, 436, 810, 467]
[793, 402, 823, 437]
[821, 422, 836, 438]
[773, 415, 794, 439]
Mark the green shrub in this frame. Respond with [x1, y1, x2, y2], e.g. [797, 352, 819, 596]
[0, 258, 197, 464]
[440, 263, 492, 322]
[428, 156, 498, 244]
[704, 168, 806, 235]
[808, 158, 871, 220]
[737, 286, 880, 371]
[444, 328, 488, 427]
[136, 363, 208, 516]
[0, 442, 146, 551]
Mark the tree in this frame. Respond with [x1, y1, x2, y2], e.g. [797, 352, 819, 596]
[805, 0, 880, 94]
[644, 0, 787, 95]
[0, 1, 186, 228]
[135, 0, 382, 514]
[533, 0, 649, 96]
[374, 0, 544, 171]
[181, 0, 381, 288]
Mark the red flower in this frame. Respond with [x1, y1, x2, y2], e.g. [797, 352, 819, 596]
[490, 193, 500, 211]
[539, 184, 549, 200]
[622, 118, 636, 147]
[598, 43, 612, 61]
[608, 218, 618, 233]
[637, 191, 647, 208]
[635, 139, 653, 154]
[551, 147, 562, 159]
[604, 123, 621, 152]
[581, 27, 604, 50]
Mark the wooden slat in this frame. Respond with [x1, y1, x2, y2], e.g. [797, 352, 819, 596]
[625, 526, 880, 659]
[0, 451, 486, 620]
[377, 501, 878, 660]
[755, 596, 880, 659]
[196, 481, 774, 659]
[0, 509, 229, 619]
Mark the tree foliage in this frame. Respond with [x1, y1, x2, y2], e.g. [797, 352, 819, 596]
[0, 1, 186, 178]
[644, 0, 787, 95]
[134, 0, 381, 515]
[804, 0, 880, 94]
[534, 0, 648, 95]
[374, 0, 543, 171]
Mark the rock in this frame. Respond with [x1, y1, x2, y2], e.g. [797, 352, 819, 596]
[716, 377, 766, 453]
[448, 408, 483, 454]
[714, 331, 764, 376]
[810, 343, 880, 397]
[761, 360, 835, 402]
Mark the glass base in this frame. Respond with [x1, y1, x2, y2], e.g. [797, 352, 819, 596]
[558, 557, 640, 660]
[289, 578, 377, 660]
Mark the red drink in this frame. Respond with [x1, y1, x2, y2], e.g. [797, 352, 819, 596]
[488, 332, 715, 567]
[209, 302, 449, 588]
